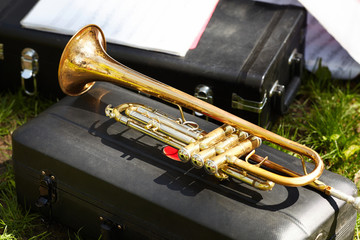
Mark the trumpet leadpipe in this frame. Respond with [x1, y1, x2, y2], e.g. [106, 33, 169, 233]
[326, 187, 360, 212]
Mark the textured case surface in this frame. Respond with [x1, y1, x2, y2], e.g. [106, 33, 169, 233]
[0, 0, 305, 126]
[13, 83, 357, 239]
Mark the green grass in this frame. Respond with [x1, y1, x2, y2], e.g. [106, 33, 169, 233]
[0, 91, 54, 163]
[0, 91, 54, 239]
[0, 65, 359, 239]
[357, 216, 360, 240]
[270, 65, 360, 239]
[0, 164, 50, 240]
[271, 66, 360, 180]
[0, 91, 94, 239]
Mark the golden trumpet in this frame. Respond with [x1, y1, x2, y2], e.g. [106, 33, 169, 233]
[58, 25, 359, 211]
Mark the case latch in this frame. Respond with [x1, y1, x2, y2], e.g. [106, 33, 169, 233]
[269, 80, 285, 97]
[36, 170, 57, 209]
[99, 216, 124, 240]
[194, 84, 213, 118]
[194, 84, 213, 104]
[0, 43, 4, 60]
[232, 93, 267, 113]
[21, 48, 39, 96]
[273, 48, 303, 114]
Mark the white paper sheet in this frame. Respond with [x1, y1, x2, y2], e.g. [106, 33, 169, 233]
[299, 0, 360, 65]
[21, 0, 219, 57]
[305, 15, 360, 79]
[255, 0, 360, 79]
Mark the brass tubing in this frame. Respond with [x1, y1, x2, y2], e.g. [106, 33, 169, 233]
[133, 106, 203, 140]
[221, 166, 275, 191]
[249, 154, 360, 211]
[125, 106, 198, 145]
[106, 105, 187, 149]
[249, 153, 330, 190]
[226, 155, 304, 186]
[58, 24, 324, 187]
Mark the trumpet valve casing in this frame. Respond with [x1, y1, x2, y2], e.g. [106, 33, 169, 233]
[178, 125, 234, 163]
[191, 133, 243, 169]
[204, 136, 262, 177]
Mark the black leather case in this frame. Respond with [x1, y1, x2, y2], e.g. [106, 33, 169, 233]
[12, 83, 357, 239]
[0, 0, 305, 127]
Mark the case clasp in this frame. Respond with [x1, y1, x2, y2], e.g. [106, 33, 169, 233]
[36, 170, 57, 208]
[232, 93, 267, 113]
[194, 84, 213, 104]
[194, 84, 213, 118]
[99, 216, 124, 240]
[0, 44, 4, 60]
[21, 48, 39, 96]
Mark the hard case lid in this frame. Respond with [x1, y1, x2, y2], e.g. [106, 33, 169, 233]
[13, 83, 357, 239]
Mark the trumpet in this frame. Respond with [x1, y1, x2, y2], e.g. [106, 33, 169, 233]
[58, 24, 359, 212]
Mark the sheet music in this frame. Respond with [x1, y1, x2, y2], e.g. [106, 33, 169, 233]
[21, 0, 219, 57]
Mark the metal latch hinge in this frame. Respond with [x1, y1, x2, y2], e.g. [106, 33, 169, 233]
[194, 84, 213, 104]
[232, 79, 285, 114]
[232, 48, 302, 115]
[194, 84, 213, 118]
[288, 48, 303, 66]
[232, 93, 267, 113]
[99, 216, 124, 239]
[269, 80, 285, 97]
[21, 48, 39, 96]
[0, 43, 4, 60]
[36, 170, 57, 209]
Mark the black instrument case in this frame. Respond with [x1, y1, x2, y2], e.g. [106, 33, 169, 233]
[0, 0, 305, 126]
[12, 83, 357, 240]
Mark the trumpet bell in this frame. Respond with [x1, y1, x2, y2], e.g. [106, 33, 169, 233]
[58, 24, 107, 96]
